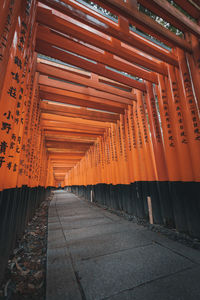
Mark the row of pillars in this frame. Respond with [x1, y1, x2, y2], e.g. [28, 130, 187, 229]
[0, 0, 55, 191]
[68, 181, 200, 238]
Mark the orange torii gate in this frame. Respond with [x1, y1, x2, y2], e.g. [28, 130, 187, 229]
[0, 0, 200, 283]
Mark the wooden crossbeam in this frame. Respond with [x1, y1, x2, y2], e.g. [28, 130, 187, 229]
[39, 76, 133, 105]
[46, 137, 95, 143]
[138, 0, 200, 38]
[36, 39, 146, 91]
[39, 89, 126, 114]
[38, 1, 182, 65]
[92, 0, 192, 51]
[172, 0, 200, 19]
[45, 136, 97, 143]
[40, 85, 128, 107]
[42, 120, 106, 133]
[44, 125, 105, 134]
[53, 164, 77, 167]
[45, 130, 101, 138]
[49, 153, 84, 159]
[48, 148, 87, 153]
[42, 113, 112, 128]
[54, 174, 68, 178]
[37, 62, 135, 99]
[36, 7, 167, 76]
[50, 160, 81, 164]
[37, 25, 157, 84]
[41, 101, 119, 123]
[46, 141, 92, 150]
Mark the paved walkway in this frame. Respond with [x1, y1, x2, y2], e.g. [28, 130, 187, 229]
[46, 190, 200, 300]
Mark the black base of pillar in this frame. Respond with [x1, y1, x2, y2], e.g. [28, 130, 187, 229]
[68, 181, 200, 239]
[0, 186, 51, 285]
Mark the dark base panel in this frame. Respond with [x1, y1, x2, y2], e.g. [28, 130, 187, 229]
[0, 186, 52, 284]
[67, 181, 200, 238]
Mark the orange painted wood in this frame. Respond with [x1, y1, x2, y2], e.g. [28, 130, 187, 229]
[36, 39, 146, 91]
[132, 100, 148, 181]
[95, 0, 192, 51]
[41, 101, 119, 123]
[37, 62, 135, 99]
[37, 25, 157, 84]
[36, 7, 167, 75]
[49, 153, 84, 159]
[0, 0, 22, 99]
[39, 76, 133, 105]
[38, 0, 180, 65]
[47, 148, 87, 153]
[185, 34, 200, 110]
[38, 58, 134, 93]
[172, 0, 200, 19]
[41, 120, 106, 133]
[166, 65, 195, 182]
[156, 75, 181, 181]
[43, 125, 105, 134]
[41, 113, 112, 128]
[44, 130, 101, 138]
[176, 48, 200, 181]
[145, 82, 169, 181]
[119, 115, 130, 184]
[136, 90, 156, 182]
[39, 88, 126, 114]
[39, 86, 127, 109]
[138, 0, 200, 38]
[45, 136, 97, 143]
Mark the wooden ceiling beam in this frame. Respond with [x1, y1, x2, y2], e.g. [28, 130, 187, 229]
[41, 101, 119, 123]
[44, 126, 105, 134]
[42, 121, 106, 133]
[53, 165, 77, 168]
[49, 153, 84, 159]
[45, 130, 101, 138]
[40, 85, 128, 108]
[138, 0, 200, 38]
[50, 160, 81, 164]
[46, 137, 95, 144]
[91, 0, 192, 51]
[45, 135, 96, 143]
[41, 113, 112, 128]
[39, 75, 134, 105]
[42, 110, 118, 123]
[47, 148, 87, 153]
[171, 0, 200, 19]
[38, 1, 183, 63]
[37, 60, 135, 98]
[37, 24, 158, 84]
[39, 91, 125, 114]
[46, 142, 91, 151]
[35, 39, 146, 91]
[36, 7, 167, 75]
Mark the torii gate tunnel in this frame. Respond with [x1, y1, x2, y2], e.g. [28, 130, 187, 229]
[0, 0, 200, 283]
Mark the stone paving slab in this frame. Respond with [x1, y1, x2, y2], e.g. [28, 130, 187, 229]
[140, 230, 200, 264]
[63, 222, 142, 242]
[59, 213, 107, 222]
[76, 244, 195, 300]
[56, 207, 102, 217]
[61, 216, 113, 230]
[107, 266, 200, 300]
[46, 190, 200, 300]
[46, 247, 82, 300]
[68, 230, 153, 261]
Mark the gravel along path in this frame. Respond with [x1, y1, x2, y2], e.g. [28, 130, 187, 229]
[0, 193, 52, 300]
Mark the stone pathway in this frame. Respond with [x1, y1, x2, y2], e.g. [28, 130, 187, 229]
[46, 190, 200, 300]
